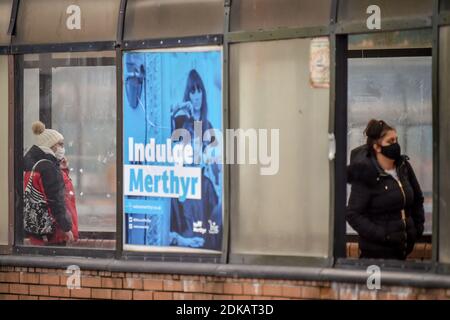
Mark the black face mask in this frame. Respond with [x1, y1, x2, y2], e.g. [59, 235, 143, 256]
[380, 142, 401, 160]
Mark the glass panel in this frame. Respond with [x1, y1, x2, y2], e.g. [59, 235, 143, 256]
[230, 38, 330, 257]
[439, 26, 450, 264]
[21, 52, 116, 248]
[348, 29, 432, 50]
[124, 0, 223, 41]
[14, 0, 120, 45]
[0, 55, 8, 245]
[23, 69, 39, 150]
[347, 56, 433, 240]
[0, 0, 13, 45]
[230, 0, 332, 32]
[338, 0, 433, 24]
[441, 0, 450, 12]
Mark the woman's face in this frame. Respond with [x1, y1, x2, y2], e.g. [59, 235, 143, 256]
[189, 86, 203, 112]
[51, 141, 64, 153]
[373, 129, 398, 154]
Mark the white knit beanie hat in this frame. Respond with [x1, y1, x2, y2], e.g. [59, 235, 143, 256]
[32, 121, 64, 148]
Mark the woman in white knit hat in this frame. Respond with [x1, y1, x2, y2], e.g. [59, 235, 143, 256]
[23, 121, 76, 246]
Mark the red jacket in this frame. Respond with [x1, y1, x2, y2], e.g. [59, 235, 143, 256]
[27, 167, 79, 246]
[61, 167, 79, 241]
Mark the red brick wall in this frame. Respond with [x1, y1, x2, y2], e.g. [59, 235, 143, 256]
[0, 266, 449, 300]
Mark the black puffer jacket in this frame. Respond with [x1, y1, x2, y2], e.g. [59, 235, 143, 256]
[346, 145, 425, 260]
[23, 145, 72, 233]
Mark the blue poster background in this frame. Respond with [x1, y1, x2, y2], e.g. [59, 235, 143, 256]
[123, 48, 223, 251]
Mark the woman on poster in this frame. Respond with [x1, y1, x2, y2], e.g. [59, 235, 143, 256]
[169, 69, 222, 250]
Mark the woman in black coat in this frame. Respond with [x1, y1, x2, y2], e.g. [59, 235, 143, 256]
[23, 121, 73, 245]
[346, 119, 425, 260]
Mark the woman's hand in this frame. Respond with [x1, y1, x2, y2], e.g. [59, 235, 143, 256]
[171, 101, 193, 118]
[170, 232, 204, 248]
[60, 157, 69, 169]
[178, 236, 204, 248]
[65, 231, 75, 244]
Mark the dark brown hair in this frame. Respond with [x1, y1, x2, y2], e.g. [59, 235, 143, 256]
[364, 119, 395, 155]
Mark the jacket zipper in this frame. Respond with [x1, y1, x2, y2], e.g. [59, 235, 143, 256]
[396, 179, 406, 223]
[396, 162, 407, 223]
[393, 162, 407, 253]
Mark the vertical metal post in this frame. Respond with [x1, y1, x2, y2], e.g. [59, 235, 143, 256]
[116, 48, 124, 259]
[432, 0, 441, 264]
[13, 54, 24, 246]
[222, 0, 231, 264]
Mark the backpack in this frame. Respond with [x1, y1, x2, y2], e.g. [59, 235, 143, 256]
[23, 159, 56, 236]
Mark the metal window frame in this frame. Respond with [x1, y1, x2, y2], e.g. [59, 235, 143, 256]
[332, 0, 441, 273]
[330, 0, 348, 262]
[12, 51, 118, 258]
[437, 2, 450, 269]
[7, 1, 227, 264]
[22, 57, 116, 69]
[0, 55, 13, 254]
[8, 29, 118, 259]
[347, 48, 432, 58]
[9, 0, 122, 53]
[335, 17, 433, 35]
[115, 47, 123, 261]
[3, 0, 450, 280]
[440, 11, 450, 25]
[222, 0, 231, 266]
[343, 46, 435, 242]
[432, 0, 441, 264]
[225, 0, 336, 269]
[116, 4, 227, 265]
[122, 35, 223, 51]
[117, 39, 224, 260]
[6, 0, 19, 38]
[3, 0, 117, 54]
[10, 50, 116, 258]
[0, 0, 17, 54]
[13, 54, 23, 248]
[335, 0, 434, 35]
[21, 54, 117, 236]
[116, 0, 127, 47]
[10, 42, 117, 55]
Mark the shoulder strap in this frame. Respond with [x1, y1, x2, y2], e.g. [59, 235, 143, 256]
[29, 159, 53, 181]
[32, 159, 52, 172]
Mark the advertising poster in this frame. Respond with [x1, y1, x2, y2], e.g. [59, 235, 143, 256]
[310, 37, 330, 89]
[123, 47, 223, 252]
